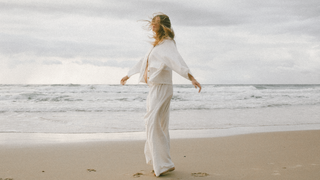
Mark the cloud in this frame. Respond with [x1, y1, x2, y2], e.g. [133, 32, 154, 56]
[42, 59, 62, 65]
[0, 0, 272, 27]
[0, 0, 319, 84]
[0, 33, 115, 58]
[74, 59, 136, 68]
[2, 0, 320, 26]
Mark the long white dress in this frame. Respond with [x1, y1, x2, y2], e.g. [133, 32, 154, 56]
[144, 83, 174, 176]
[127, 39, 192, 176]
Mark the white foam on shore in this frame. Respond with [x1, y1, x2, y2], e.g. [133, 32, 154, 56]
[1, 105, 320, 145]
[1, 124, 320, 146]
[1, 105, 320, 134]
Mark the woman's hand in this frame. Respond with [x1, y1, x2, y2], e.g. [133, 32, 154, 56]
[192, 79, 202, 93]
[120, 75, 129, 85]
[188, 73, 202, 93]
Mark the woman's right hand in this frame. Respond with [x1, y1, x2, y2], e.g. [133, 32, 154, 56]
[120, 76, 129, 85]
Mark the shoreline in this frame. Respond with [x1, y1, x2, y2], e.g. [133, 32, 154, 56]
[1, 130, 319, 179]
[1, 124, 320, 145]
[2, 105, 320, 134]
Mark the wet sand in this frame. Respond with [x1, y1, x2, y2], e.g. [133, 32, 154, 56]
[1, 130, 320, 180]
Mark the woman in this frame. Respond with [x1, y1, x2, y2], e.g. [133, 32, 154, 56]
[120, 13, 201, 177]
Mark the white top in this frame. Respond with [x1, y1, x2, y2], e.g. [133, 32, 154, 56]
[127, 39, 193, 84]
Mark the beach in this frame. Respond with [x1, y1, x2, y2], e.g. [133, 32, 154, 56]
[1, 130, 320, 180]
[1, 84, 320, 179]
[2, 0, 320, 177]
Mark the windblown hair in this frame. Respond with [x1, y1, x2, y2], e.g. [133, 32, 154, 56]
[144, 12, 175, 46]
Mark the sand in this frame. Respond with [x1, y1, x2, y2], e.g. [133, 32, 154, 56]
[1, 130, 320, 180]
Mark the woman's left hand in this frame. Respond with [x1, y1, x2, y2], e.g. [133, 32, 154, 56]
[192, 79, 202, 93]
[188, 73, 202, 93]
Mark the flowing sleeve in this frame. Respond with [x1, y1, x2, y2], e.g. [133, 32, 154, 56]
[160, 40, 193, 81]
[127, 58, 143, 77]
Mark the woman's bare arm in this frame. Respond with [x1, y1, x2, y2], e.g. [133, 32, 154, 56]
[120, 76, 129, 85]
[188, 73, 202, 93]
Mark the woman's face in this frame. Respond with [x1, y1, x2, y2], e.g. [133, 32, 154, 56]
[152, 17, 160, 32]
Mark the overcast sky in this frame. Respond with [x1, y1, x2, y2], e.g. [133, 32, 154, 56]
[1, 0, 319, 84]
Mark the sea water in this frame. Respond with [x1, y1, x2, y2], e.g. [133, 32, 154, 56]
[0, 84, 320, 134]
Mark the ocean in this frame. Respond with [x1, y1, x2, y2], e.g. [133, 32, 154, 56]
[1, 84, 320, 135]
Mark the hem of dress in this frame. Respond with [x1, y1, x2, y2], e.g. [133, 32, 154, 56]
[155, 165, 175, 177]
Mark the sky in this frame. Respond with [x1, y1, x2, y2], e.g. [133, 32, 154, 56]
[1, 0, 319, 84]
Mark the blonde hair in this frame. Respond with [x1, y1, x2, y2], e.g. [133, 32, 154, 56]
[143, 12, 175, 46]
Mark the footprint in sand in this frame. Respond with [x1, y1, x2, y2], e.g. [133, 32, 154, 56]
[133, 172, 143, 178]
[87, 169, 96, 172]
[272, 171, 280, 176]
[191, 172, 209, 177]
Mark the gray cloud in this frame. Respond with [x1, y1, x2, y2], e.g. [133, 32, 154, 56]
[0, 33, 107, 57]
[2, 0, 320, 38]
[74, 59, 136, 68]
[2, 0, 319, 25]
[0, 0, 255, 27]
[1, 0, 319, 84]
[0, 33, 145, 58]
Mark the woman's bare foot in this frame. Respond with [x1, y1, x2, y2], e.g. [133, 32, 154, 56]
[154, 167, 175, 176]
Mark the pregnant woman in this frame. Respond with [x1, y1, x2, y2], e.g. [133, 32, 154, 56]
[120, 12, 201, 177]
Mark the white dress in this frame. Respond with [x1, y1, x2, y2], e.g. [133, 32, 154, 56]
[127, 39, 193, 176]
[127, 39, 193, 85]
[144, 83, 174, 176]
